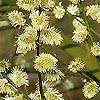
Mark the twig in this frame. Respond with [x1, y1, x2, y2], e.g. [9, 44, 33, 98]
[79, 1, 94, 44]
[24, 85, 28, 95]
[78, 71, 100, 85]
[90, 28, 100, 38]
[0, 25, 14, 31]
[0, 6, 23, 12]
[96, 56, 100, 72]
[36, 6, 45, 100]
[78, 1, 100, 84]
[37, 31, 45, 100]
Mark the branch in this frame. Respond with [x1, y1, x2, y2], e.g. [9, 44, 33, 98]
[0, 25, 14, 31]
[0, 6, 23, 12]
[96, 56, 100, 71]
[79, 1, 94, 43]
[37, 30, 45, 100]
[90, 28, 100, 38]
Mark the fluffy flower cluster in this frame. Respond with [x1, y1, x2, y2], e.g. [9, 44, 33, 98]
[68, 57, 85, 73]
[29, 82, 64, 100]
[41, 0, 55, 11]
[16, 0, 40, 11]
[7, 0, 65, 100]
[0, 78, 8, 93]
[44, 86, 64, 100]
[0, 60, 11, 73]
[8, 10, 26, 28]
[67, 4, 79, 15]
[53, 2, 65, 19]
[86, 5, 100, 23]
[72, 28, 89, 43]
[73, 17, 85, 28]
[4, 94, 24, 100]
[41, 27, 63, 45]
[16, 0, 55, 11]
[16, 26, 37, 54]
[34, 53, 58, 73]
[8, 66, 29, 87]
[8, 0, 64, 55]
[29, 10, 49, 31]
[91, 42, 100, 56]
[0, 78, 17, 95]
[16, 26, 63, 54]
[69, 0, 84, 4]
[82, 81, 99, 99]
[72, 17, 89, 43]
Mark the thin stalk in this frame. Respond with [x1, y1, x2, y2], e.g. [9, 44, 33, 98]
[96, 56, 100, 71]
[0, 25, 13, 31]
[0, 6, 22, 12]
[37, 30, 45, 100]
[24, 85, 28, 95]
[11, 46, 17, 66]
[79, 1, 94, 44]
[80, 1, 100, 73]
[36, 6, 45, 100]
[90, 28, 100, 38]
[78, 71, 100, 85]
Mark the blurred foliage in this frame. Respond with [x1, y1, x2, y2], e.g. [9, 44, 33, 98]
[1, 0, 16, 6]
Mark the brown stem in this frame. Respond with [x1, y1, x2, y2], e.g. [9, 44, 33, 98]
[37, 30, 45, 100]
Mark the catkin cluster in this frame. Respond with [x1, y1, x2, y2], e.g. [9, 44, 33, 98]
[1, 0, 66, 100]
[0, 0, 100, 100]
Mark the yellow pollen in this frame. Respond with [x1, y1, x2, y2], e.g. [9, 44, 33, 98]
[23, 34, 34, 43]
[36, 16, 43, 25]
